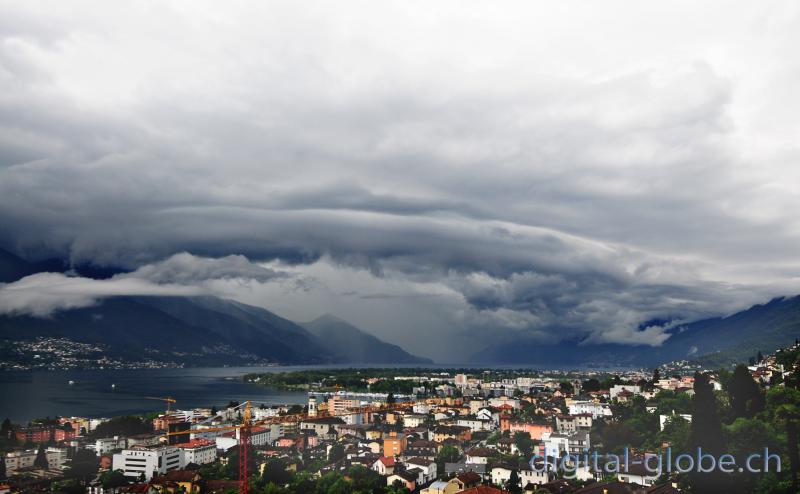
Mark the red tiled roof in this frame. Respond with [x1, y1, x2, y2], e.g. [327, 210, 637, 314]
[460, 486, 511, 494]
[456, 471, 481, 485]
[173, 438, 214, 449]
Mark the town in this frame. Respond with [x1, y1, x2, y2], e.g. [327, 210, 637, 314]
[1, 342, 798, 494]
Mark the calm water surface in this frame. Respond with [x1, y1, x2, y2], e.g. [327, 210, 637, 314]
[0, 362, 596, 423]
[0, 366, 311, 423]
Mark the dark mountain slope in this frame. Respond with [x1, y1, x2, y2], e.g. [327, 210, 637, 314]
[472, 295, 800, 367]
[302, 314, 432, 364]
[138, 297, 331, 363]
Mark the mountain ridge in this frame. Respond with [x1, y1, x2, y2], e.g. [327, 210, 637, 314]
[0, 248, 431, 366]
[471, 295, 800, 367]
[301, 314, 432, 364]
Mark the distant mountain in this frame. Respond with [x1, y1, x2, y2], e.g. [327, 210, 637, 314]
[0, 248, 431, 366]
[0, 296, 431, 366]
[472, 295, 800, 367]
[302, 314, 432, 364]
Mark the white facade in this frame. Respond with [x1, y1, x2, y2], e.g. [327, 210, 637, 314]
[491, 466, 513, 487]
[413, 403, 430, 415]
[95, 436, 127, 454]
[568, 401, 612, 419]
[178, 442, 217, 465]
[46, 447, 69, 471]
[403, 415, 426, 428]
[112, 446, 183, 480]
[4, 450, 36, 474]
[252, 406, 281, 420]
[520, 468, 550, 486]
[405, 459, 437, 483]
[456, 418, 493, 431]
[610, 385, 642, 400]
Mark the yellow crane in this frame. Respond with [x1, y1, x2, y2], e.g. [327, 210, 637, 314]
[145, 396, 177, 414]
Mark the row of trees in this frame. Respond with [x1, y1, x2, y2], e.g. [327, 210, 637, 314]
[592, 362, 800, 494]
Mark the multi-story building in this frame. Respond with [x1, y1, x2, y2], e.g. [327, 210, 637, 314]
[327, 397, 361, 416]
[556, 414, 593, 434]
[95, 436, 127, 455]
[299, 417, 345, 437]
[127, 433, 161, 448]
[46, 447, 69, 471]
[610, 385, 642, 400]
[14, 426, 76, 444]
[568, 401, 612, 419]
[175, 439, 217, 465]
[507, 421, 552, 440]
[383, 432, 407, 457]
[3, 450, 36, 474]
[112, 446, 183, 480]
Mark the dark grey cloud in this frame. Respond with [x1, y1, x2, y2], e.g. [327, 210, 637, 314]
[0, 253, 285, 317]
[1, 2, 799, 356]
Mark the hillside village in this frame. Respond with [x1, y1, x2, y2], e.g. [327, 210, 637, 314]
[1, 342, 798, 494]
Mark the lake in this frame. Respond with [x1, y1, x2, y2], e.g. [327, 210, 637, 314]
[0, 361, 589, 423]
[0, 366, 312, 423]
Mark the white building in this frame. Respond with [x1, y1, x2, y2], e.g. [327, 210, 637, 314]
[541, 431, 590, 458]
[455, 418, 493, 431]
[405, 458, 437, 483]
[491, 466, 513, 487]
[568, 401, 612, 419]
[4, 450, 36, 474]
[46, 447, 69, 471]
[403, 415, 427, 428]
[95, 436, 127, 455]
[413, 403, 430, 415]
[610, 385, 642, 400]
[520, 468, 550, 486]
[112, 446, 183, 480]
[176, 439, 217, 465]
[252, 406, 282, 420]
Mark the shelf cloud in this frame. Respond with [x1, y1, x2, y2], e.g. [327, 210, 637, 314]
[1, 1, 799, 357]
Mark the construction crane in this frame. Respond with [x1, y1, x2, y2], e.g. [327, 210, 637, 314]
[163, 397, 433, 494]
[164, 401, 253, 494]
[145, 396, 177, 414]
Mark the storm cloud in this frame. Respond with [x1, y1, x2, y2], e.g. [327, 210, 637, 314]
[1, 1, 799, 357]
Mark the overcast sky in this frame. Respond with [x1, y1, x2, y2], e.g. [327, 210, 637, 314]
[1, 1, 799, 358]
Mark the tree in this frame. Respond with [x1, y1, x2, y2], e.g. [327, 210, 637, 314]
[728, 364, 763, 419]
[582, 378, 601, 392]
[767, 387, 800, 493]
[67, 449, 99, 486]
[653, 368, 661, 383]
[507, 469, 522, 494]
[0, 418, 11, 439]
[261, 458, 292, 486]
[0, 454, 6, 481]
[435, 445, 460, 473]
[34, 445, 48, 469]
[688, 372, 728, 493]
[90, 416, 151, 439]
[513, 431, 535, 457]
[328, 444, 345, 463]
[99, 469, 129, 490]
[386, 393, 396, 405]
